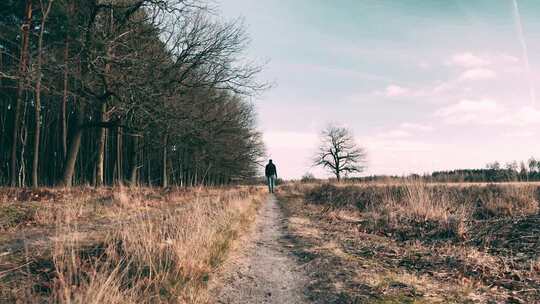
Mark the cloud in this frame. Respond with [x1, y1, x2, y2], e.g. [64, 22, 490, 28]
[382, 85, 411, 97]
[418, 61, 431, 69]
[436, 99, 500, 116]
[458, 68, 497, 81]
[498, 54, 519, 64]
[377, 129, 412, 138]
[375, 84, 429, 98]
[435, 99, 540, 126]
[434, 98, 503, 124]
[374, 52, 520, 100]
[503, 130, 535, 138]
[447, 52, 491, 68]
[362, 136, 435, 153]
[505, 106, 540, 126]
[400, 122, 434, 132]
[373, 81, 463, 103]
[263, 131, 318, 149]
[446, 52, 519, 68]
[376, 53, 518, 101]
[278, 63, 389, 81]
[375, 122, 432, 139]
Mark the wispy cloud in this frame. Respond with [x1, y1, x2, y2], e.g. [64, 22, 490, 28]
[379, 85, 413, 97]
[375, 122, 433, 139]
[458, 68, 497, 81]
[447, 52, 490, 68]
[375, 52, 520, 101]
[434, 98, 503, 124]
[263, 131, 318, 149]
[503, 130, 535, 138]
[274, 63, 390, 82]
[377, 129, 412, 138]
[435, 99, 540, 126]
[507, 106, 540, 126]
[446, 52, 518, 68]
[436, 99, 500, 116]
[400, 122, 434, 132]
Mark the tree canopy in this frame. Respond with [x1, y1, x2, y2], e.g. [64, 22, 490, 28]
[0, 0, 267, 187]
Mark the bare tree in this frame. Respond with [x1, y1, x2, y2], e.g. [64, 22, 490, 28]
[10, 0, 33, 186]
[313, 125, 366, 181]
[0, 0, 266, 187]
[32, 0, 54, 187]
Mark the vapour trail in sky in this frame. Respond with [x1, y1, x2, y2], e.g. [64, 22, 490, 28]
[512, 0, 536, 106]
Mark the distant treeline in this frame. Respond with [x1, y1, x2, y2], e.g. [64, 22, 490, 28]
[354, 170, 537, 183]
[0, 0, 266, 187]
[347, 158, 540, 183]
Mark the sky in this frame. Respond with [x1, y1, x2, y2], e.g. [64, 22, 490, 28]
[218, 0, 540, 179]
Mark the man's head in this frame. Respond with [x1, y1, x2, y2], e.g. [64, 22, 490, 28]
[269, 159, 273, 164]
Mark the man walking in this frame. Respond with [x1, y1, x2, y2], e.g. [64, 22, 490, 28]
[265, 159, 277, 193]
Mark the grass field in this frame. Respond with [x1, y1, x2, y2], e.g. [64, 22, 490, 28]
[2, 182, 539, 303]
[0, 186, 265, 303]
[277, 181, 540, 303]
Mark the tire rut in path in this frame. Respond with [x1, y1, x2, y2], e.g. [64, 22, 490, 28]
[212, 195, 308, 304]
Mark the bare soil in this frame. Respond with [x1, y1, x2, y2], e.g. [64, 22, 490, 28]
[211, 195, 308, 304]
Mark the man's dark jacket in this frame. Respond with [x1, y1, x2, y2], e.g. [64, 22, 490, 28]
[265, 163, 277, 177]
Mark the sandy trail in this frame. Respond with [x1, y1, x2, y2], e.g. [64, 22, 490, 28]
[212, 195, 308, 304]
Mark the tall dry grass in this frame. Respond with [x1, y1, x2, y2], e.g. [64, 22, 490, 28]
[371, 182, 471, 240]
[279, 182, 540, 302]
[0, 186, 265, 303]
[301, 181, 539, 241]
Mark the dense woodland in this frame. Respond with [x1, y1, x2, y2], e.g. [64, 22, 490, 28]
[0, 0, 267, 187]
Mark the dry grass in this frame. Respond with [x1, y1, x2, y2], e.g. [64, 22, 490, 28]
[301, 181, 539, 241]
[0, 186, 265, 303]
[367, 182, 471, 241]
[278, 181, 540, 303]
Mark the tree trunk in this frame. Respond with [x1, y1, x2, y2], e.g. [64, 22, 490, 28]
[32, 76, 41, 187]
[62, 128, 83, 187]
[61, 100, 84, 187]
[95, 103, 107, 186]
[147, 144, 151, 186]
[0, 49, 3, 141]
[129, 135, 139, 186]
[115, 126, 123, 185]
[32, 0, 53, 188]
[62, 127, 82, 187]
[98, 11, 115, 186]
[61, 39, 69, 159]
[162, 135, 168, 188]
[10, 0, 33, 186]
[335, 153, 341, 182]
[0, 50, 6, 182]
[18, 101, 29, 186]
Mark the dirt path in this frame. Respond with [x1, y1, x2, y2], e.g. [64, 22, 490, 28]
[212, 195, 308, 304]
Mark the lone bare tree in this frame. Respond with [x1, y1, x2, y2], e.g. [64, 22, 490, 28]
[313, 125, 366, 181]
